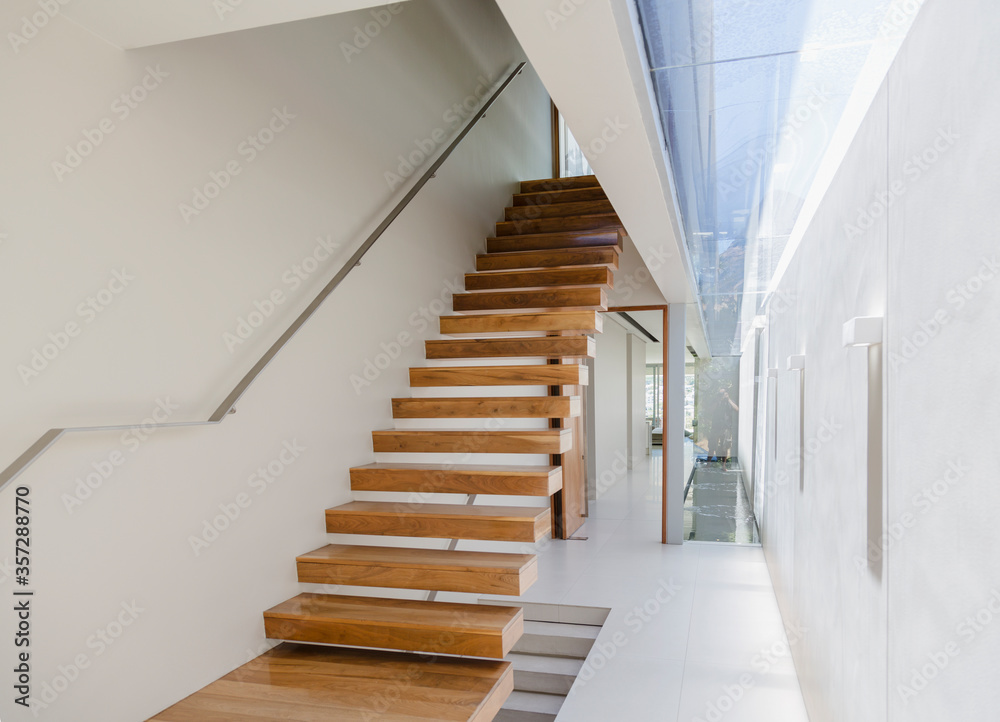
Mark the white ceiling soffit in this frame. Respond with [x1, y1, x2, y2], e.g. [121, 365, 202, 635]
[494, 0, 701, 314]
[61, 0, 413, 49]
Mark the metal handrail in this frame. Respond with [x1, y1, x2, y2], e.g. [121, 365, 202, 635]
[0, 61, 526, 494]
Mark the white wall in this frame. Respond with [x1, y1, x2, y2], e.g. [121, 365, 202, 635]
[746, 1, 1000, 720]
[627, 333, 646, 466]
[592, 318, 628, 499]
[0, 1, 551, 719]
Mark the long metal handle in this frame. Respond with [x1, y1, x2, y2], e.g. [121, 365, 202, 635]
[0, 62, 527, 494]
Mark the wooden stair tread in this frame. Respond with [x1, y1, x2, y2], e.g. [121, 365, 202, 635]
[298, 544, 536, 573]
[264, 593, 523, 658]
[350, 463, 562, 496]
[409, 364, 588, 386]
[440, 310, 604, 335]
[476, 246, 620, 271]
[328, 501, 551, 521]
[513, 186, 607, 206]
[519, 175, 599, 193]
[392, 396, 581, 419]
[326, 501, 551, 541]
[452, 287, 607, 313]
[464, 266, 614, 291]
[486, 229, 622, 255]
[371, 427, 574, 455]
[425, 336, 595, 359]
[504, 198, 615, 221]
[148, 643, 513, 722]
[495, 212, 622, 237]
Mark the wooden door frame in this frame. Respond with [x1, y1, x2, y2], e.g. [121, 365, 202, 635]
[606, 305, 671, 544]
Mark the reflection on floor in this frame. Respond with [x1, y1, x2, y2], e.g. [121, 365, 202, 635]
[480, 448, 809, 721]
[684, 457, 760, 544]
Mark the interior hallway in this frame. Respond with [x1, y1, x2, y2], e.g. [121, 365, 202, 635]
[485, 447, 809, 721]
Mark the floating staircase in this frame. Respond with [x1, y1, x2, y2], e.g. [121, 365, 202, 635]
[149, 174, 622, 720]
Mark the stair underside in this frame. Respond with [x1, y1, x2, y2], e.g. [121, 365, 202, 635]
[148, 643, 513, 722]
[263, 593, 524, 659]
[371, 428, 574, 454]
[425, 336, 595, 359]
[391, 396, 581, 419]
[326, 501, 552, 542]
[409, 364, 587, 386]
[296, 544, 538, 595]
[350, 463, 562, 496]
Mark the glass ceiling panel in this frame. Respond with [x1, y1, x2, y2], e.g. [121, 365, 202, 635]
[636, 0, 921, 355]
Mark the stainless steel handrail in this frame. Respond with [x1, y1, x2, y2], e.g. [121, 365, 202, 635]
[0, 61, 526, 493]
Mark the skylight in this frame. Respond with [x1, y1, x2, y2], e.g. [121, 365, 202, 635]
[635, 0, 923, 355]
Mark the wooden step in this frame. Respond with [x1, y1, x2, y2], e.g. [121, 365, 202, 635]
[496, 213, 622, 237]
[476, 246, 620, 271]
[440, 310, 603, 335]
[392, 396, 581, 419]
[486, 229, 622, 254]
[350, 463, 562, 496]
[505, 198, 615, 221]
[425, 336, 596, 360]
[297, 544, 538, 595]
[409, 364, 587, 387]
[513, 186, 607, 207]
[148, 642, 513, 722]
[326, 501, 552, 542]
[372, 428, 574, 454]
[465, 266, 614, 291]
[520, 175, 599, 193]
[263, 593, 524, 659]
[453, 287, 607, 313]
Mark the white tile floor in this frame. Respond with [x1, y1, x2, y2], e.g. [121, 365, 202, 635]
[482, 448, 811, 722]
